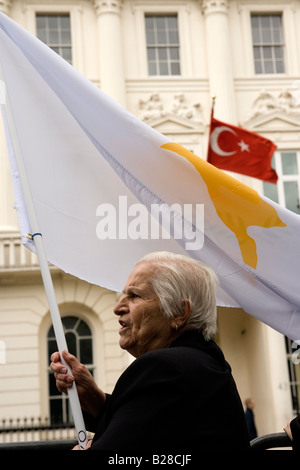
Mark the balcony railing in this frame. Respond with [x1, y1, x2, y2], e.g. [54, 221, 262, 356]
[0, 232, 39, 270]
[0, 417, 93, 444]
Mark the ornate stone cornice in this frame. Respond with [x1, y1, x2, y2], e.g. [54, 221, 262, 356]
[138, 93, 203, 124]
[244, 87, 300, 124]
[201, 0, 229, 15]
[93, 0, 123, 16]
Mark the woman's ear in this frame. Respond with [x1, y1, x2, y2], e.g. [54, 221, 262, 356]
[171, 299, 192, 330]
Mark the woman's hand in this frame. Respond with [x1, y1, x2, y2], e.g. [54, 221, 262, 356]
[283, 421, 293, 441]
[72, 440, 93, 450]
[50, 350, 106, 417]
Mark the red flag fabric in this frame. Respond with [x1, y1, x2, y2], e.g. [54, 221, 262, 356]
[207, 115, 278, 183]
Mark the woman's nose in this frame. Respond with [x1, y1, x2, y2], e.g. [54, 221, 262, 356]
[113, 296, 128, 316]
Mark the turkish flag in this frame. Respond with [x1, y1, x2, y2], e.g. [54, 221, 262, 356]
[207, 115, 278, 183]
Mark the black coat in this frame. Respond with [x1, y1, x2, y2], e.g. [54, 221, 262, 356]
[85, 331, 250, 450]
[245, 407, 257, 440]
[290, 414, 300, 450]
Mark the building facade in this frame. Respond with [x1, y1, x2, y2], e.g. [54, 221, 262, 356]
[1, 0, 300, 439]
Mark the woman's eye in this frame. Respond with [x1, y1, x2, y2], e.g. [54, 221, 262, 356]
[129, 292, 139, 299]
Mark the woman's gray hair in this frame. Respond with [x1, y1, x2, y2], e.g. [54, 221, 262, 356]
[136, 251, 218, 341]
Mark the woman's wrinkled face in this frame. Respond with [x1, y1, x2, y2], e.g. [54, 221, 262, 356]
[113, 262, 174, 358]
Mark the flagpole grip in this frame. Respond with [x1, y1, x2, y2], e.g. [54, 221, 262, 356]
[33, 235, 88, 449]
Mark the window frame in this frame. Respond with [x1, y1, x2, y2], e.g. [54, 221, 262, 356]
[22, 5, 85, 72]
[285, 337, 300, 415]
[47, 315, 94, 426]
[263, 150, 300, 214]
[132, 2, 193, 78]
[250, 13, 285, 75]
[36, 13, 73, 64]
[145, 14, 181, 77]
[238, 3, 298, 77]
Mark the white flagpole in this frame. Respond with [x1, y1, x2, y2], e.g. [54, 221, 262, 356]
[0, 67, 88, 449]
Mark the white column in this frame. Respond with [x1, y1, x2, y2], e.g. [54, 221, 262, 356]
[202, 0, 237, 123]
[93, 0, 126, 107]
[260, 325, 293, 434]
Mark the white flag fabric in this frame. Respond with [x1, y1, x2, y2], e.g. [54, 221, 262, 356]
[1, 13, 300, 340]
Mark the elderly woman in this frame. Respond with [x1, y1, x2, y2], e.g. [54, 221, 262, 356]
[50, 252, 249, 450]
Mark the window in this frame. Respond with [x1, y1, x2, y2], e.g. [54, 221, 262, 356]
[36, 14, 72, 64]
[285, 337, 300, 415]
[263, 151, 300, 214]
[145, 15, 180, 76]
[251, 14, 285, 74]
[47, 316, 93, 425]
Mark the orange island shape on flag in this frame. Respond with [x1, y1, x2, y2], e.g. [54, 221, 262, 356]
[161, 142, 286, 270]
